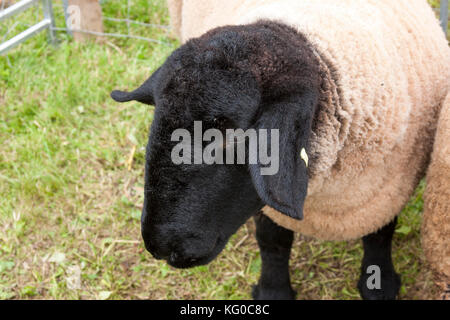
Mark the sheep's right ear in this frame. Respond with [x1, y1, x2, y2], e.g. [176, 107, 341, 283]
[110, 67, 161, 105]
[248, 92, 316, 220]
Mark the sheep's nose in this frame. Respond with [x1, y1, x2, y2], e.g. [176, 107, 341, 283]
[141, 226, 171, 260]
[148, 247, 167, 260]
[143, 239, 171, 260]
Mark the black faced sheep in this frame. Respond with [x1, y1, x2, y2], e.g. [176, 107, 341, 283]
[111, 0, 450, 299]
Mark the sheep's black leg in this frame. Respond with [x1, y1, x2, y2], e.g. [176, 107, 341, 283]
[357, 218, 401, 300]
[252, 213, 296, 300]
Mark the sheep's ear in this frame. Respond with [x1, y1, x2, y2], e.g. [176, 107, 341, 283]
[249, 93, 316, 220]
[110, 67, 161, 105]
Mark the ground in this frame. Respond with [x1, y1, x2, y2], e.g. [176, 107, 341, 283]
[0, 0, 447, 300]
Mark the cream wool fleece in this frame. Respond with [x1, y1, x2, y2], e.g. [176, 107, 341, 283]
[422, 93, 450, 298]
[167, 0, 449, 272]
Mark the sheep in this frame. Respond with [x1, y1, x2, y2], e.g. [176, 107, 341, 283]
[422, 93, 450, 300]
[111, 0, 450, 299]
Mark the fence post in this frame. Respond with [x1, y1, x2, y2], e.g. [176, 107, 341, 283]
[42, 0, 56, 44]
[67, 0, 104, 42]
[441, 0, 449, 35]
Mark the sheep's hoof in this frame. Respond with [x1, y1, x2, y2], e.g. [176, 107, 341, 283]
[357, 271, 401, 300]
[251, 284, 296, 300]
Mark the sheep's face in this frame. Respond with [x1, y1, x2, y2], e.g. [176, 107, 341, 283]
[137, 58, 266, 268]
[111, 22, 320, 268]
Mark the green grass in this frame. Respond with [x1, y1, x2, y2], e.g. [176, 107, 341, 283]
[0, 0, 446, 300]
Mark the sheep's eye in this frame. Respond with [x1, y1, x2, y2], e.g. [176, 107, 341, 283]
[212, 117, 232, 131]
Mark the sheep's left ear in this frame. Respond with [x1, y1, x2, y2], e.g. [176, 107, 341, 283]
[110, 67, 161, 105]
[249, 92, 316, 220]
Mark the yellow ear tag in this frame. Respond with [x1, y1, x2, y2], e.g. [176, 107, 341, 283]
[300, 148, 308, 167]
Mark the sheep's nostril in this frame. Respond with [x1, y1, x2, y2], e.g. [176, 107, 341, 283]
[147, 245, 169, 260]
[168, 252, 198, 265]
[169, 251, 178, 263]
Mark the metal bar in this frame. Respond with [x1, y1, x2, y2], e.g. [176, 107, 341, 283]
[441, 0, 449, 34]
[0, 0, 39, 22]
[42, 0, 56, 44]
[61, 0, 73, 36]
[0, 19, 51, 55]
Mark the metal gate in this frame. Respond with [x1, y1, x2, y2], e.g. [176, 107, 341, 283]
[0, 0, 56, 55]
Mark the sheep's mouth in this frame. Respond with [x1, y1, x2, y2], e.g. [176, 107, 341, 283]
[166, 236, 228, 269]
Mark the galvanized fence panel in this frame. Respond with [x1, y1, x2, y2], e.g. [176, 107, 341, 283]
[0, 0, 56, 55]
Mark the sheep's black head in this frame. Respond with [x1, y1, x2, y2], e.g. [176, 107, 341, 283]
[111, 21, 321, 268]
